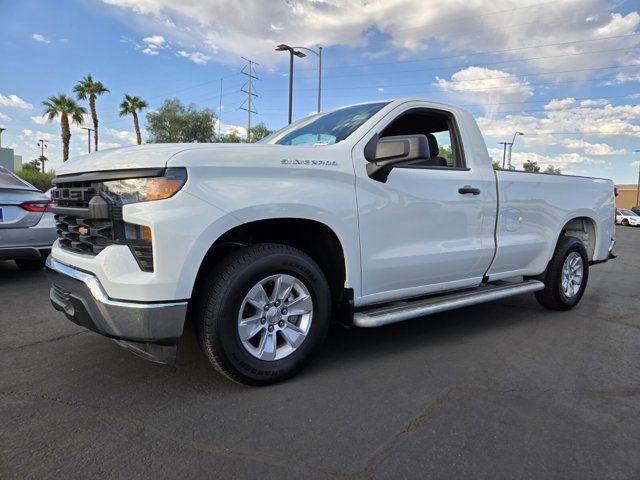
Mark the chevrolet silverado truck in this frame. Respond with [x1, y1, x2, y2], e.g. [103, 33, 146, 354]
[46, 98, 616, 385]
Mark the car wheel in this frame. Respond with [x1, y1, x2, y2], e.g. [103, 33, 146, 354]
[622, 219, 629, 226]
[534, 236, 589, 311]
[195, 243, 331, 385]
[14, 257, 47, 271]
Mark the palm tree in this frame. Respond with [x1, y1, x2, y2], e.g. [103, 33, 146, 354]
[42, 94, 86, 161]
[74, 74, 109, 151]
[119, 94, 147, 145]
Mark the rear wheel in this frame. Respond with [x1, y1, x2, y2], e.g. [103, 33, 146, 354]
[195, 243, 331, 385]
[534, 236, 589, 311]
[14, 257, 46, 271]
[622, 219, 629, 226]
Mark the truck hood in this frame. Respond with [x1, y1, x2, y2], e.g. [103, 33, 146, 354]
[55, 143, 284, 176]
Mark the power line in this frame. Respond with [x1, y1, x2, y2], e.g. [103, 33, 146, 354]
[322, 46, 639, 80]
[255, 62, 639, 95]
[305, 32, 640, 72]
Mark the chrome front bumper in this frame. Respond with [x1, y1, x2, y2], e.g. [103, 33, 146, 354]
[45, 256, 188, 364]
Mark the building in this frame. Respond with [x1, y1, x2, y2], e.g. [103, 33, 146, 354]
[0, 147, 23, 172]
[616, 184, 639, 209]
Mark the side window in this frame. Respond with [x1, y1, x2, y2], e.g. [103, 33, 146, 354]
[378, 109, 464, 168]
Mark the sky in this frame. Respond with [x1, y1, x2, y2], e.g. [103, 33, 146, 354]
[0, 0, 639, 182]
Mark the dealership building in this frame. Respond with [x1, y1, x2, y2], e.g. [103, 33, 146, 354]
[616, 184, 639, 210]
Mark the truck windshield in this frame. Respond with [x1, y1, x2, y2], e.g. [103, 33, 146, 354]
[260, 102, 389, 146]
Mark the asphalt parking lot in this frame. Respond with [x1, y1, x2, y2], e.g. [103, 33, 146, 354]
[1, 227, 639, 479]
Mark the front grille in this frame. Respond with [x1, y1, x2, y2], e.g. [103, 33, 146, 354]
[50, 182, 95, 208]
[52, 176, 154, 272]
[55, 214, 114, 255]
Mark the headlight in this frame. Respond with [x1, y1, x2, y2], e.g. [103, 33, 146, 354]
[100, 168, 187, 205]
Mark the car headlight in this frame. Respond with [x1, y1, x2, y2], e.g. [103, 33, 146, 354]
[100, 168, 187, 205]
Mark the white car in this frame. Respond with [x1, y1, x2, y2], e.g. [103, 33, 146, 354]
[46, 98, 617, 384]
[616, 209, 640, 227]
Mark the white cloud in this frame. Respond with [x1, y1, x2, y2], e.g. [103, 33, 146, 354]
[488, 147, 603, 174]
[0, 93, 33, 109]
[142, 35, 165, 47]
[562, 138, 627, 155]
[30, 115, 48, 125]
[138, 34, 167, 56]
[107, 128, 138, 145]
[579, 99, 609, 107]
[477, 101, 640, 140]
[99, 0, 640, 73]
[177, 50, 211, 65]
[219, 122, 246, 138]
[21, 129, 55, 142]
[544, 98, 576, 110]
[377, 87, 385, 92]
[436, 67, 532, 116]
[32, 33, 51, 43]
[0, 112, 10, 121]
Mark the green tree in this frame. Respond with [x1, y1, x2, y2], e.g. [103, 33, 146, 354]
[74, 74, 109, 151]
[248, 122, 273, 142]
[522, 160, 541, 173]
[146, 99, 216, 143]
[491, 161, 501, 170]
[119, 94, 148, 145]
[42, 94, 86, 161]
[438, 144, 453, 166]
[25, 158, 41, 173]
[219, 130, 244, 143]
[544, 165, 562, 175]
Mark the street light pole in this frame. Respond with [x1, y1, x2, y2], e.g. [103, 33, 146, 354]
[275, 44, 309, 124]
[0, 127, 6, 148]
[634, 149, 640, 207]
[81, 127, 95, 154]
[291, 46, 323, 113]
[288, 49, 294, 124]
[498, 142, 508, 169]
[507, 131, 524, 170]
[37, 139, 48, 173]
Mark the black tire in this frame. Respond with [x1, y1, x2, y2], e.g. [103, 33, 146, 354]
[621, 219, 629, 226]
[195, 243, 331, 385]
[534, 236, 589, 311]
[14, 257, 46, 271]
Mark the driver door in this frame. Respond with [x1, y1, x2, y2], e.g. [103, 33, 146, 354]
[353, 105, 496, 305]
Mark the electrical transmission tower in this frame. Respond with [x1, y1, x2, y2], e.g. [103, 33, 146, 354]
[240, 57, 259, 143]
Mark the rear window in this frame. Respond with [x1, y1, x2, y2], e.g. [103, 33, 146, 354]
[0, 166, 34, 189]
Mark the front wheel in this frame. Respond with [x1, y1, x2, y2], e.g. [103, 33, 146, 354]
[534, 236, 589, 311]
[195, 243, 331, 385]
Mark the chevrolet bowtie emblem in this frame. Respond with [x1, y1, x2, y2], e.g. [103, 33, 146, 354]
[78, 226, 89, 235]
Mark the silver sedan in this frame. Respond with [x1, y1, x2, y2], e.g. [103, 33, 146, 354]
[0, 166, 57, 270]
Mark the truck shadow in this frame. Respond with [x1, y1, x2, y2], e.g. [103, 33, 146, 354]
[173, 293, 553, 386]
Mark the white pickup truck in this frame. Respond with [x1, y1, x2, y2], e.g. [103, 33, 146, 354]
[46, 98, 616, 385]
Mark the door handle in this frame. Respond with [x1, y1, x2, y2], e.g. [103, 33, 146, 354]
[458, 185, 481, 195]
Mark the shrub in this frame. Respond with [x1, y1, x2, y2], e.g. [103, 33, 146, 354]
[15, 168, 56, 192]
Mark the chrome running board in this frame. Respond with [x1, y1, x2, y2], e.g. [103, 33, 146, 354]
[353, 280, 545, 328]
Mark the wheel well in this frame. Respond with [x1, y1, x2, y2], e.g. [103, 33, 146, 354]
[560, 217, 596, 259]
[192, 218, 348, 304]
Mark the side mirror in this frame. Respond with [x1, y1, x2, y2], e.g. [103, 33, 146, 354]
[364, 134, 430, 182]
